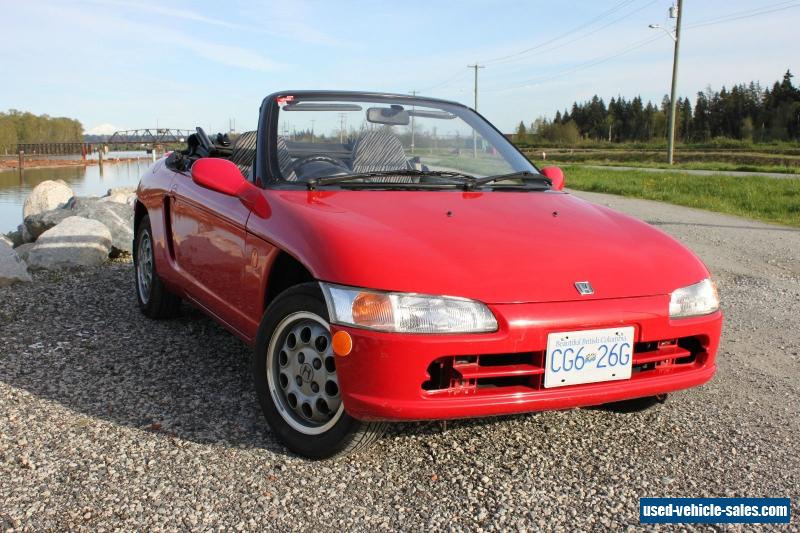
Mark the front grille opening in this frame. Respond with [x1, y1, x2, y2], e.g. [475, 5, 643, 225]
[632, 335, 705, 372]
[423, 335, 709, 395]
[477, 376, 532, 389]
[635, 341, 659, 353]
[422, 352, 544, 393]
[479, 352, 532, 366]
[422, 358, 451, 391]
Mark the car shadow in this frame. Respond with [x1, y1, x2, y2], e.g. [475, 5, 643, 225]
[0, 265, 300, 458]
[0, 263, 654, 458]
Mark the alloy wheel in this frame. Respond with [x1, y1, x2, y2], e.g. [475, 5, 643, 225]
[136, 231, 154, 304]
[266, 311, 343, 435]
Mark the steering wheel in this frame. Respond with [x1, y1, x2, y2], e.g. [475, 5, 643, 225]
[292, 154, 349, 172]
[195, 127, 214, 154]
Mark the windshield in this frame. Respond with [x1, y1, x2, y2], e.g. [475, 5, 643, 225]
[268, 94, 537, 186]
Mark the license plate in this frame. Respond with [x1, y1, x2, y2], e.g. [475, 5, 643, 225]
[544, 326, 635, 388]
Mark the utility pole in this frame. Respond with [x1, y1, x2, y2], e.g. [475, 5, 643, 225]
[467, 64, 485, 158]
[409, 90, 417, 154]
[310, 119, 315, 142]
[651, 0, 683, 165]
[338, 113, 347, 143]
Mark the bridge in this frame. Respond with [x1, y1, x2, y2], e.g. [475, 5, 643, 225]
[16, 128, 195, 156]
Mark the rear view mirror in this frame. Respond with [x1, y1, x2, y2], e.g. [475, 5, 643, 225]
[191, 158, 270, 218]
[192, 158, 246, 196]
[541, 166, 565, 191]
[366, 106, 410, 126]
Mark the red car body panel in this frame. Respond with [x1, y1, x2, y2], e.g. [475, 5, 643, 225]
[333, 302, 721, 421]
[248, 188, 710, 304]
[136, 94, 721, 422]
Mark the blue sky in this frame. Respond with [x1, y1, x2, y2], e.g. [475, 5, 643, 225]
[1, 0, 797, 134]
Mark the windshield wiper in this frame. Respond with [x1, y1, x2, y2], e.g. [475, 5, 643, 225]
[466, 170, 552, 190]
[307, 170, 475, 189]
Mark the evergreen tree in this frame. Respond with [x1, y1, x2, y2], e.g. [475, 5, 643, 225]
[520, 71, 799, 144]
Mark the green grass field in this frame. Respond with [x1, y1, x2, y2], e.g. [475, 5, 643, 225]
[550, 159, 800, 175]
[522, 149, 800, 175]
[563, 165, 800, 228]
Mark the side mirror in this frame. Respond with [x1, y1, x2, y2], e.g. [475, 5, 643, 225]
[541, 166, 565, 191]
[191, 158, 270, 218]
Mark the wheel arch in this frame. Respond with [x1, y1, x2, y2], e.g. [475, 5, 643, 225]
[133, 200, 147, 253]
[264, 250, 316, 312]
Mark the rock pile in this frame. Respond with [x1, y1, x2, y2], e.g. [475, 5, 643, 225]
[0, 181, 136, 285]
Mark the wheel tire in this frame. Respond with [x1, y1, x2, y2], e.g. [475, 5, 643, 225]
[602, 394, 668, 413]
[134, 214, 181, 319]
[253, 283, 386, 459]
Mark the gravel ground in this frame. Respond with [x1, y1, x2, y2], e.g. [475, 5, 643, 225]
[1, 191, 799, 531]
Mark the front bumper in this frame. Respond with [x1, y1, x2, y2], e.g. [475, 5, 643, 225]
[333, 295, 722, 421]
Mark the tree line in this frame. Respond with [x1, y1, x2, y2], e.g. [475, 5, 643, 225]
[0, 110, 84, 154]
[516, 70, 800, 145]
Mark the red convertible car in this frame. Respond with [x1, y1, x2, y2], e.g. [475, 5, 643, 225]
[134, 91, 722, 458]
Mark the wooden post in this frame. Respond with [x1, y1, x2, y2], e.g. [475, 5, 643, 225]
[18, 150, 24, 169]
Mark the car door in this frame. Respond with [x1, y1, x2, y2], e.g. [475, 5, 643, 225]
[169, 171, 252, 336]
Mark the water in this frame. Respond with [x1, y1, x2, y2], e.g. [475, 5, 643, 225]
[0, 153, 154, 234]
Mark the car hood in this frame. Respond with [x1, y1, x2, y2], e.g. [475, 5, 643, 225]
[256, 189, 709, 304]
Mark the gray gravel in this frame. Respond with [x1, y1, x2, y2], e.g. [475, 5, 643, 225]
[1, 191, 799, 531]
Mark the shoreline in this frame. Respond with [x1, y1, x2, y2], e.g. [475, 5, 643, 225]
[0, 157, 154, 172]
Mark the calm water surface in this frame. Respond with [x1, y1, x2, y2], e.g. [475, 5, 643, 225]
[0, 153, 155, 234]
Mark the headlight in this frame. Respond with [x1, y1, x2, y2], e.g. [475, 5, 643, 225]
[669, 278, 719, 318]
[320, 283, 497, 333]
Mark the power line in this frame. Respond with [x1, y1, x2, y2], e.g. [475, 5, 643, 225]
[483, 1, 798, 94]
[422, 69, 469, 92]
[685, 1, 799, 29]
[487, 0, 661, 67]
[480, 0, 640, 65]
[421, 0, 648, 91]
[485, 34, 663, 93]
[422, 0, 798, 97]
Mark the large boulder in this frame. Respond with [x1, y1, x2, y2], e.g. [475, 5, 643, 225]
[22, 180, 74, 220]
[65, 196, 102, 210]
[23, 208, 71, 241]
[0, 234, 13, 248]
[3, 229, 23, 248]
[21, 223, 34, 244]
[24, 198, 133, 255]
[73, 201, 133, 256]
[14, 243, 35, 263]
[101, 187, 137, 205]
[0, 240, 32, 286]
[26, 216, 112, 270]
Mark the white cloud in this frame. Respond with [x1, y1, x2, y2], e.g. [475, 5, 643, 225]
[81, 0, 248, 30]
[87, 123, 118, 135]
[37, 1, 280, 72]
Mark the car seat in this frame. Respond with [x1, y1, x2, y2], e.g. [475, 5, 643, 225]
[351, 130, 411, 180]
[229, 131, 296, 180]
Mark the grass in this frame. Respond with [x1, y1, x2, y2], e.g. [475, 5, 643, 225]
[562, 165, 800, 228]
[420, 154, 513, 176]
[522, 148, 800, 174]
[514, 139, 800, 155]
[546, 159, 800, 175]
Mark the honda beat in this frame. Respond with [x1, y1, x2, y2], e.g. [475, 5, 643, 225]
[133, 91, 722, 458]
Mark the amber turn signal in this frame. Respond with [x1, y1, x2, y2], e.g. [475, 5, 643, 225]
[332, 330, 353, 356]
[351, 292, 394, 329]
